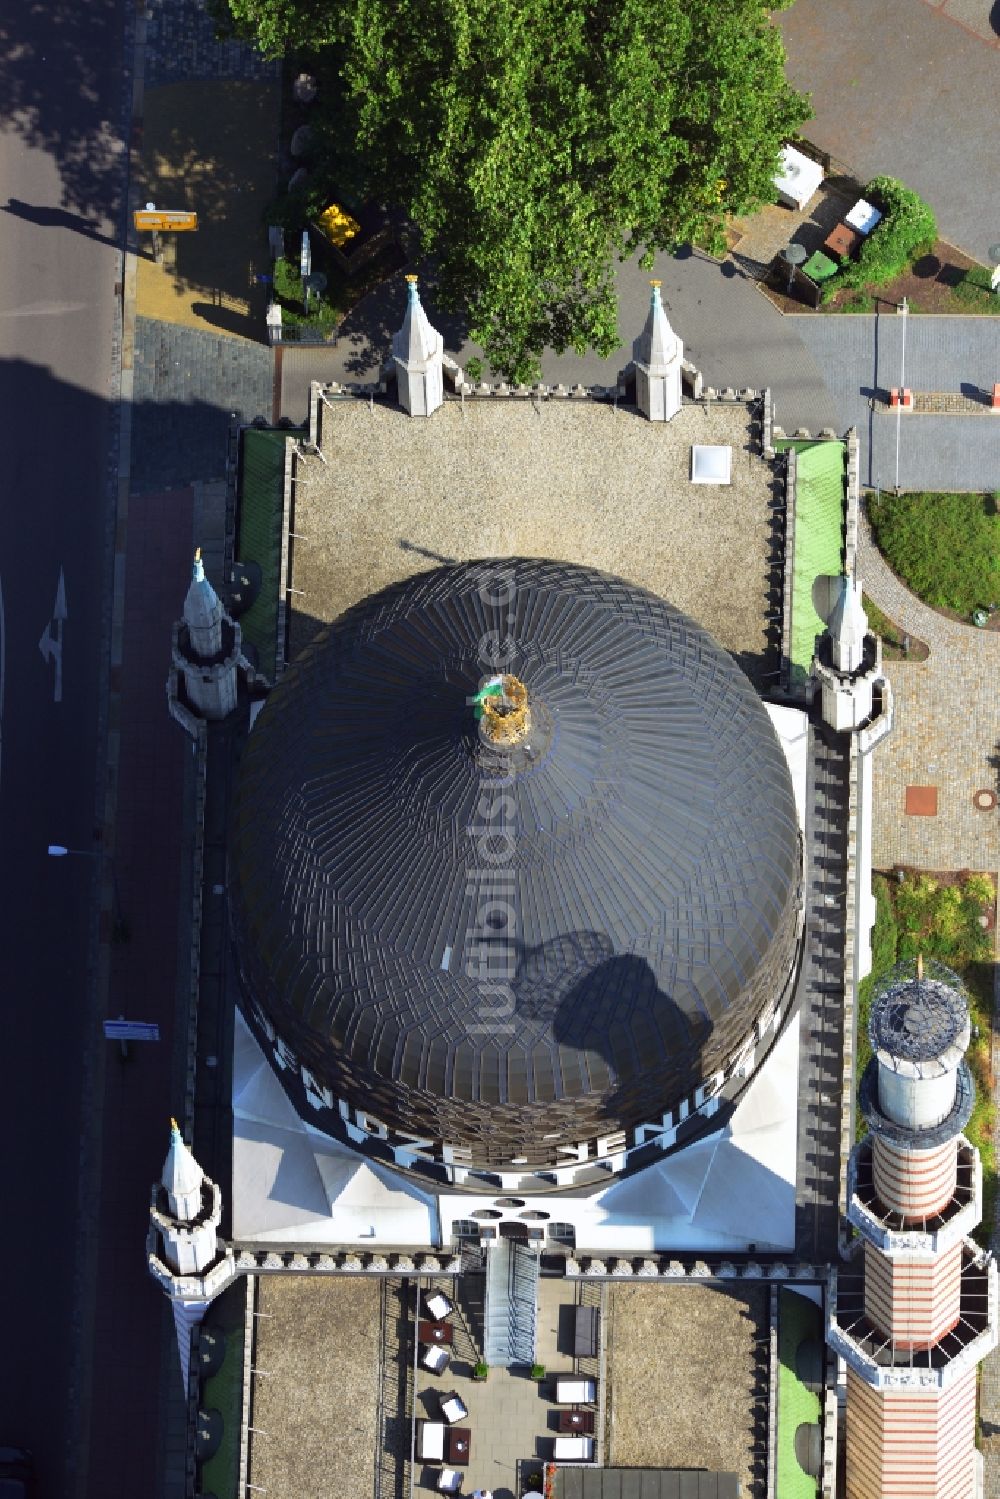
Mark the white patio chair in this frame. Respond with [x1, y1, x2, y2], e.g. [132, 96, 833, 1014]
[437, 1470, 463, 1493]
[421, 1344, 451, 1374]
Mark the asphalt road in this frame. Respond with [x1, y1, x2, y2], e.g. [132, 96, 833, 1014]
[0, 1, 126, 1493]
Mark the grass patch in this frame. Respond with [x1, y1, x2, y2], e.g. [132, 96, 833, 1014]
[238, 429, 288, 677]
[820, 175, 935, 303]
[777, 1289, 822, 1499]
[860, 593, 928, 661]
[775, 439, 845, 690]
[272, 256, 341, 333]
[858, 871, 996, 1246]
[952, 265, 1000, 313]
[868, 490, 1000, 616]
[199, 1283, 247, 1499]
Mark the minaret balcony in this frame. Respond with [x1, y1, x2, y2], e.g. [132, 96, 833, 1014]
[828, 1243, 997, 1390]
[848, 1136, 980, 1254]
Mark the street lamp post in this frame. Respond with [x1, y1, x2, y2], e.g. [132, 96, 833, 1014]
[895, 296, 908, 491]
[780, 242, 807, 296]
[988, 244, 1000, 294]
[47, 844, 127, 942]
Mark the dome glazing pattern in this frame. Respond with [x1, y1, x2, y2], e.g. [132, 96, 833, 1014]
[230, 559, 801, 1169]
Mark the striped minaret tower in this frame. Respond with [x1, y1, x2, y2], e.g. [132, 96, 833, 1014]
[829, 958, 997, 1498]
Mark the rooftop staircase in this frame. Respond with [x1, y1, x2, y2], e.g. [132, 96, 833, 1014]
[483, 1239, 539, 1367]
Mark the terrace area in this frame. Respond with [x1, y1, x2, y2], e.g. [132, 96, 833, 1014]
[284, 397, 780, 685]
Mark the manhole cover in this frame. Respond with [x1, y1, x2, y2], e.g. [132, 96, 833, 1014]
[973, 789, 996, 811]
[905, 785, 938, 816]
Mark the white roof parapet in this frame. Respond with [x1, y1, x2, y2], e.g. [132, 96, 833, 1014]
[161, 1118, 204, 1218]
[632, 281, 680, 370]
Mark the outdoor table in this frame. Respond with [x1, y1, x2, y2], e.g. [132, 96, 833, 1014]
[419, 1319, 454, 1346]
[446, 1427, 472, 1465]
[823, 223, 862, 261]
[558, 1410, 595, 1434]
[845, 198, 882, 236]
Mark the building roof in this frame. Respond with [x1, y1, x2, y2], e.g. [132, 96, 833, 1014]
[632, 282, 681, 369]
[230, 558, 800, 1168]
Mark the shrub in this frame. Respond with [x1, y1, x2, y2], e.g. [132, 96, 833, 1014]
[822, 175, 936, 299]
[953, 264, 1000, 312]
[868, 490, 1000, 615]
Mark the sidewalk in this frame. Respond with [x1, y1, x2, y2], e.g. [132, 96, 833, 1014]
[79, 0, 277, 1495]
[857, 507, 1000, 871]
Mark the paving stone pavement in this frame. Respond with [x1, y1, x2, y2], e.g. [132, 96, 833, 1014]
[131, 318, 274, 491]
[778, 0, 1000, 261]
[792, 313, 1000, 491]
[857, 507, 1000, 872]
[143, 0, 279, 87]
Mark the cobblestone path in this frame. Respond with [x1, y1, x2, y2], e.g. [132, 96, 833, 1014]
[858, 506, 1000, 873]
[860, 507, 1000, 1494]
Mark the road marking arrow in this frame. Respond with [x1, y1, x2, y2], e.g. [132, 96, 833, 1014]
[39, 566, 66, 703]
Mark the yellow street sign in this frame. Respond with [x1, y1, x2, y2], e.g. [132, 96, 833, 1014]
[133, 210, 198, 232]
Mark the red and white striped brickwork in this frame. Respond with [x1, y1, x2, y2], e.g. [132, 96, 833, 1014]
[862, 1241, 962, 1350]
[845, 1367, 976, 1499]
[872, 1135, 958, 1221]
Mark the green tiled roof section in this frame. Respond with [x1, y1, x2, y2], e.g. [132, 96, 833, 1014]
[777, 1288, 822, 1499]
[238, 429, 287, 678]
[779, 439, 845, 690]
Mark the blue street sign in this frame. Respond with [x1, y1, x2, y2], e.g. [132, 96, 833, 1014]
[103, 1019, 160, 1042]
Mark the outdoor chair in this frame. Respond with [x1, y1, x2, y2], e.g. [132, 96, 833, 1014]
[421, 1344, 451, 1375]
[437, 1470, 463, 1493]
[417, 1420, 446, 1463]
[440, 1393, 469, 1425]
[554, 1376, 596, 1404]
[425, 1291, 454, 1321]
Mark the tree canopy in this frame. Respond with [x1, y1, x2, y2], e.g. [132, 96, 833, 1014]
[225, 0, 810, 380]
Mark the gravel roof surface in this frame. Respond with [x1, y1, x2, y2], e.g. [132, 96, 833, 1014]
[288, 398, 776, 679]
[607, 1283, 767, 1496]
[249, 1275, 381, 1499]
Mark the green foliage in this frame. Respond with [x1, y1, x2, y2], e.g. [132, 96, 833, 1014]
[219, 0, 344, 55]
[953, 264, 1000, 313]
[224, 0, 810, 380]
[272, 256, 339, 330]
[893, 873, 993, 966]
[473, 1361, 489, 1380]
[821, 176, 936, 300]
[530, 1362, 546, 1380]
[868, 490, 1000, 615]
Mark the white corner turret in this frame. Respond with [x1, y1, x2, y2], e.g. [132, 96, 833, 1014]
[183, 548, 224, 659]
[169, 548, 255, 727]
[632, 281, 683, 422]
[162, 1116, 204, 1220]
[148, 1120, 236, 1388]
[392, 275, 444, 417]
[828, 573, 868, 674]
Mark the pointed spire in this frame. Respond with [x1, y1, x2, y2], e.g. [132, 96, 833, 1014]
[391, 275, 444, 417]
[183, 547, 224, 658]
[162, 1118, 204, 1221]
[632, 281, 680, 370]
[828, 573, 869, 674]
[393, 275, 441, 366]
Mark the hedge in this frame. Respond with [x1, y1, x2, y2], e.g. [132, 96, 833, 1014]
[822, 176, 936, 300]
